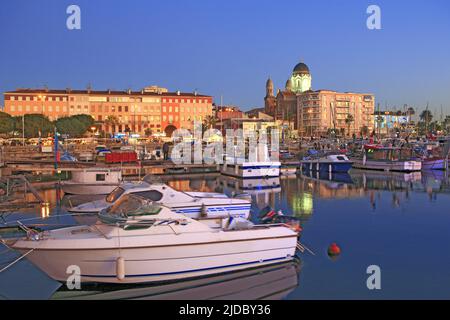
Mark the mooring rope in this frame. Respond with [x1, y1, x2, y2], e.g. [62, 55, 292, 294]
[0, 248, 35, 273]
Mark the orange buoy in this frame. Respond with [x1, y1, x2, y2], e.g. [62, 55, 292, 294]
[327, 243, 341, 256]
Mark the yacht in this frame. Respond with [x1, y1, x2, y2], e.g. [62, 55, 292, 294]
[11, 195, 298, 284]
[68, 180, 252, 221]
[60, 168, 122, 195]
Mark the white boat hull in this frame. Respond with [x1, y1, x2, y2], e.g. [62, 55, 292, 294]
[352, 159, 422, 172]
[15, 227, 297, 284]
[221, 162, 281, 179]
[61, 183, 119, 195]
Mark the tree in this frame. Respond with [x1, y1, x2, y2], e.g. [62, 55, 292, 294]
[419, 110, 433, 134]
[406, 107, 415, 122]
[360, 125, 369, 137]
[104, 115, 120, 133]
[203, 115, 217, 130]
[71, 114, 95, 129]
[144, 128, 153, 137]
[419, 110, 433, 123]
[12, 114, 53, 138]
[345, 114, 354, 137]
[55, 117, 84, 137]
[0, 112, 14, 136]
[55, 114, 95, 137]
[444, 116, 450, 134]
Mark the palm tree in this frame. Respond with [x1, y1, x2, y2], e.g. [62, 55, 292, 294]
[104, 115, 120, 135]
[360, 125, 369, 137]
[345, 114, 354, 137]
[203, 115, 218, 130]
[419, 110, 433, 133]
[419, 110, 433, 123]
[375, 115, 384, 137]
[406, 107, 415, 123]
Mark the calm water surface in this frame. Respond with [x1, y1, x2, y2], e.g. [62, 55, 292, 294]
[1, 170, 450, 299]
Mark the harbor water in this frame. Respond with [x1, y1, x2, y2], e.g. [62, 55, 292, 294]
[1, 169, 450, 299]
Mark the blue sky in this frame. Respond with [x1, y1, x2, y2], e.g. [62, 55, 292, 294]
[0, 0, 449, 114]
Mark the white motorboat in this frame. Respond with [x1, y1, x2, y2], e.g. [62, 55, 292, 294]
[60, 168, 122, 195]
[68, 180, 252, 222]
[221, 143, 281, 178]
[11, 195, 298, 284]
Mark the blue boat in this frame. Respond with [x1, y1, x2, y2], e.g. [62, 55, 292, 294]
[301, 154, 353, 173]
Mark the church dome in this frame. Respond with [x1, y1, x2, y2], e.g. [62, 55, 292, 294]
[266, 77, 273, 87]
[292, 62, 310, 75]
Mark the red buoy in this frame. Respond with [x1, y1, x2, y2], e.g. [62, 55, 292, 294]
[327, 243, 341, 256]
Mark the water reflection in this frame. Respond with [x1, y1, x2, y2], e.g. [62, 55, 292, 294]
[51, 260, 301, 300]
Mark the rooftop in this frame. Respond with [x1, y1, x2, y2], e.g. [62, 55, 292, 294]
[4, 88, 211, 98]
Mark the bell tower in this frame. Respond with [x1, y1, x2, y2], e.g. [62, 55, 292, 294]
[264, 77, 276, 116]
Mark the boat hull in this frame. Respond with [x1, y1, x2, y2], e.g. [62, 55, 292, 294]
[422, 158, 446, 171]
[15, 230, 297, 284]
[301, 161, 353, 173]
[221, 162, 281, 179]
[61, 183, 119, 195]
[351, 159, 422, 172]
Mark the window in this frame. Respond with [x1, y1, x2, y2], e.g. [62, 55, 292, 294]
[133, 190, 163, 201]
[96, 174, 106, 181]
[106, 187, 125, 203]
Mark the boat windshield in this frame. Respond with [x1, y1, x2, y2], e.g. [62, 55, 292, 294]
[99, 195, 163, 224]
[106, 187, 125, 203]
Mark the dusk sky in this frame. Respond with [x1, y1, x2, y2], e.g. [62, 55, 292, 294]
[1, 0, 449, 114]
